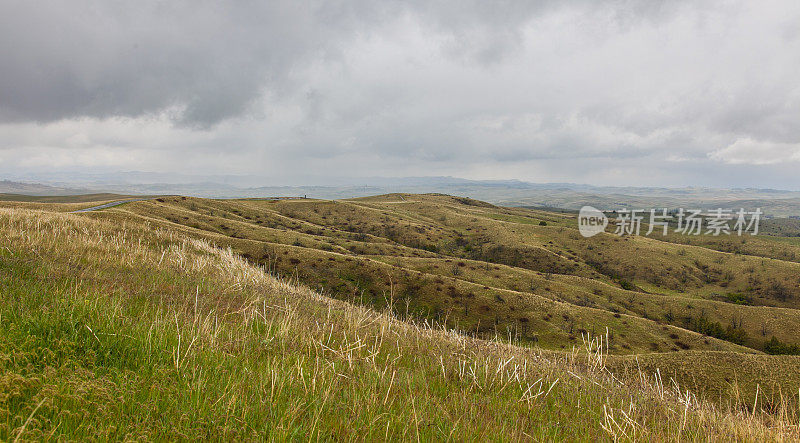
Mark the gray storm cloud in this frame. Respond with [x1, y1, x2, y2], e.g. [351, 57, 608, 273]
[0, 0, 799, 187]
[0, 1, 370, 126]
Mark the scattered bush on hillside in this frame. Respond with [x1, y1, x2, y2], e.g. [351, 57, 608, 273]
[724, 292, 753, 305]
[687, 314, 749, 345]
[764, 336, 800, 355]
[618, 279, 636, 291]
[767, 281, 791, 302]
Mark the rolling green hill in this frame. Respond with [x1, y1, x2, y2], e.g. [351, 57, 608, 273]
[96, 194, 800, 353]
[3, 194, 800, 439]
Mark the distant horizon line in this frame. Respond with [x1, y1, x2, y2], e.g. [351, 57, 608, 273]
[2, 173, 800, 194]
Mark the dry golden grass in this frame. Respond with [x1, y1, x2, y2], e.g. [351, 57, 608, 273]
[92, 195, 800, 355]
[2, 206, 800, 440]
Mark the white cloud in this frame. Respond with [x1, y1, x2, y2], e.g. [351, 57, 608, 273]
[709, 138, 800, 165]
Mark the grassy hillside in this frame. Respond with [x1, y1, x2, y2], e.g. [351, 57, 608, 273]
[0, 193, 159, 213]
[0, 192, 140, 203]
[2, 206, 799, 440]
[88, 194, 800, 355]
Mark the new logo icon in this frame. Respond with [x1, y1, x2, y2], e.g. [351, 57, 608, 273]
[578, 206, 608, 238]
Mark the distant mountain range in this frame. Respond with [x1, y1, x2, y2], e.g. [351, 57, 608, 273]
[3, 174, 800, 217]
[0, 180, 87, 195]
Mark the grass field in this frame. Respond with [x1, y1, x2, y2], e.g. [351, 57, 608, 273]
[0, 192, 143, 203]
[3, 195, 800, 439]
[95, 195, 800, 351]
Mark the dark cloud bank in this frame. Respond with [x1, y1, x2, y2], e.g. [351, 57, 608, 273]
[1, 1, 799, 188]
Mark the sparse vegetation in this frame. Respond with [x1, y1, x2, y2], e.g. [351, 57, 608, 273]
[3, 194, 800, 439]
[764, 336, 800, 355]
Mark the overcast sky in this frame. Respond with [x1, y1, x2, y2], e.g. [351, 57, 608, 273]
[1, 1, 799, 188]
